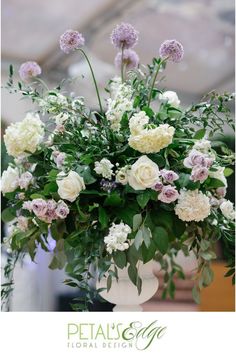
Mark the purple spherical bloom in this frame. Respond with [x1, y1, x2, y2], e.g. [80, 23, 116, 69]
[160, 169, 179, 183]
[158, 185, 179, 204]
[19, 61, 42, 81]
[31, 198, 48, 217]
[190, 166, 209, 183]
[159, 39, 184, 63]
[60, 29, 85, 54]
[55, 200, 70, 219]
[111, 23, 138, 49]
[115, 49, 139, 70]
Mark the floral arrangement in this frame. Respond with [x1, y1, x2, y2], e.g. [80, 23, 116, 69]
[1, 23, 235, 311]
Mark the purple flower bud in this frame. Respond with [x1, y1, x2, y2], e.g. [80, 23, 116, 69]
[160, 169, 179, 183]
[111, 23, 139, 49]
[115, 49, 139, 70]
[60, 29, 85, 54]
[100, 179, 117, 193]
[159, 39, 184, 63]
[153, 182, 164, 191]
[190, 166, 209, 182]
[19, 172, 33, 190]
[19, 61, 42, 82]
[158, 185, 179, 204]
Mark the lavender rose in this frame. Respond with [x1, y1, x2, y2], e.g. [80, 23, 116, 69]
[190, 166, 209, 183]
[31, 198, 48, 217]
[55, 200, 70, 219]
[158, 185, 179, 203]
[160, 169, 179, 183]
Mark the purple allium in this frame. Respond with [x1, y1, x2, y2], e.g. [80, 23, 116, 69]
[190, 166, 209, 183]
[55, 200, 70, 219]
[111, 23, 139, 49]
[19, 61, 42, 81]
[115, 49, 139, 70]
[158, 185, 179, 204]
[60, 29, 85, 54]
[100, 179, 117, 193]
[159, 39, 184, 63]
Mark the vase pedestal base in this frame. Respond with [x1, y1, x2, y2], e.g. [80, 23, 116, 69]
[113, 304, 143, 312]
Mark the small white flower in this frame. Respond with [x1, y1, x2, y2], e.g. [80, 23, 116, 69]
[54, 113, 69, 126]
[116, 167, 129, 185]
[94, 159, 114, 180]
[220, 200, 235, 220]
[193, 139, 211, 153]
[159, 91, 180, 107]
[104, 222, 131, 254]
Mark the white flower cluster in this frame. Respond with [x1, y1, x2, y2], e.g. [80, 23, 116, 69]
[193, 139, 212, 153]
[39, 93, 68, 113]
[104, 222, 131, 254]
[4, 113, 45, 158]
[175, 189, 211, 222]
[106, 80, 133, 131]
[94, 158, 114, 180]
[128, 111, 175, 154]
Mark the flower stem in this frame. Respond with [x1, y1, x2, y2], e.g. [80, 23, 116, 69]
[78, 49, 103, 113]
[121, 44, 125, 83]
[147, 59, 166, 107]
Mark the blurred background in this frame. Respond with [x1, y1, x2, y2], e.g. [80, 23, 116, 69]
[1, 0, 235, 311]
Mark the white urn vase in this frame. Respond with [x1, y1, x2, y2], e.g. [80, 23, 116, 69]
[97, 261, 158, 312]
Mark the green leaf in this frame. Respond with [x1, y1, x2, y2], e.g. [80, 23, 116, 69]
[134, 230, 143, 250]
[172, 216, 186, 238]
[141, 241, 157, 263]
[153, 226, 169, 254]
[177, 173, 190, 188]
[136, 192, 150, 209]
[30, 193, 45, 200]
[137, 276, 142, 295]
[98, 207, 109, 229]
[44, 182, 58, 195]
[1, 208, 16, 223]
[202, 266, 214, 286]
[224, 168, 234, 177]
[113, 251, 127, 269]
[192, 285, 200, 304]
[128, 265, 138, 286]
[141, 226, 151, 248]
[205, 178, 225, 188]
[107, 275, 112, 292]
[194, 128, 206, 139]
[79, 166, 96, 185]
[104, 193, 123, 206]
[127, 244, 141, 265]
[142, 106, 154, 117]
[133, 214, 142, 232]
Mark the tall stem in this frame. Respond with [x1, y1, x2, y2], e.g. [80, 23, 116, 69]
[147, 59, 166, 107]
[121, 44, 124, 83]
[78, 49, 103, 113]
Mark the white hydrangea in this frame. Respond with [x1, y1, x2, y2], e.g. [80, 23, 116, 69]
[4, 113, 44, 157]
[106, 82, 133, 131]
[159, 91, 180, 107]
[104, 222, 131, 254]
[193, 139, 211, 153]
[209, 166, 227, 187]
[175, 189, 211, 222]
[129, 111, 149, 136]
[128, 124, 175, 154]
[220, 200, 235, 220]
[94, 158, 114, 180]
[1, 166, 19, 194]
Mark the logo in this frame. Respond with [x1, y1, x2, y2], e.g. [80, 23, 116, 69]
[67, 320, 167, 350]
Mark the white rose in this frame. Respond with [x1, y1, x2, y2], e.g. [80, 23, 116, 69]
[220, 200, 235, 220]
[128, 155, 160, 190]
[159, 91, 180, 107]
[1, 166, 19, 194]
[56, 171, 85, 202]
